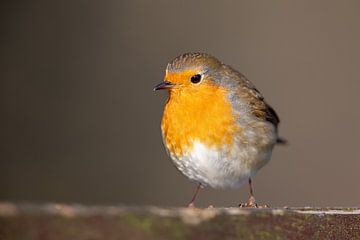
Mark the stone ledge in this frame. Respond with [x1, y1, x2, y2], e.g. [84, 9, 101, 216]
[0, 202, 359, 239]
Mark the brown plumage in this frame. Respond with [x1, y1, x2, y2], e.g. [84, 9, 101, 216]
[154, 52, 285, 207]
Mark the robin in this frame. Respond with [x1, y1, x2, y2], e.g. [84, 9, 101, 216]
[154, 52, 285, 207]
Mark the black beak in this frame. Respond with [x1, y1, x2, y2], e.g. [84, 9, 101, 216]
[153, 81, 174, 91]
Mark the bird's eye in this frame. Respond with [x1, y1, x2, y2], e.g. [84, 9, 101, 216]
[190, 74, 202, 84]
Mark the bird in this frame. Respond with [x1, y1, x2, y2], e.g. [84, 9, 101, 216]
[154, 52, 285, 208]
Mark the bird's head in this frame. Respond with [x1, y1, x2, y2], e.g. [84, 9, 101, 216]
[154, 53, 223, 94]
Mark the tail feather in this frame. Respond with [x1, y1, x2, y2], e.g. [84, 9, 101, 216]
[276, 137, 288, 145]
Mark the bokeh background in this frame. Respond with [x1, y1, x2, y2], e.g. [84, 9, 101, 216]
[1, 1, 359, 207]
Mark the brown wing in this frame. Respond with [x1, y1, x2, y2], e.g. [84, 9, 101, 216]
[247, 88, 287, 144]
[218, 64, 286, 144]
[233, 71, 286, 144]
[247, 88, 279, 128]
[264, 102, 280, 129]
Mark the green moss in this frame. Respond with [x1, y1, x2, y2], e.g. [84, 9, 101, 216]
[124, 215, 153, 234]
[123, 214, 189, 240]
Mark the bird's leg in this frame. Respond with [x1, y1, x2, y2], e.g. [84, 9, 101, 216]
[239, 178, 257, 208]
[248, 178, 257, 206]
[239, 178, 269, 208]
[187, 184, 202, 208]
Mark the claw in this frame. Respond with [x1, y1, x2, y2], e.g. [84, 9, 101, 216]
[239, 201, 269, 208]
[239, 194, 269, 208]
[187, 202, 195, 208]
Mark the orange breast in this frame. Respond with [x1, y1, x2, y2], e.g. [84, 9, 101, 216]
[161, 83, 240, 157]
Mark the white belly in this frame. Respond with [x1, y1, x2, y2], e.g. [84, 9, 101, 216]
[169, 141, 273, 189]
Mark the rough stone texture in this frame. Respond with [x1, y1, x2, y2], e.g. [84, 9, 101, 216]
[0, 202, 360, 240]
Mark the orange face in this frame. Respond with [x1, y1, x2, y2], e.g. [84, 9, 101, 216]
[165, 69, 202, 87]
[154, 68, 208, 92]
[158, 69, 241, 157]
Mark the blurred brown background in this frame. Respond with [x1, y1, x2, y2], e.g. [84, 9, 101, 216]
[0, 0, 359, 207]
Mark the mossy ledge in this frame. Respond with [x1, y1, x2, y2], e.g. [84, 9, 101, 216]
[1, 202, 360, 240]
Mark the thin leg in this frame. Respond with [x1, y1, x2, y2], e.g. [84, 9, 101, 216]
[247, 178, 256, 206]
[239, 178, 269, 208]
[249, 178, 254, 196]
[187, 184, 202, 208]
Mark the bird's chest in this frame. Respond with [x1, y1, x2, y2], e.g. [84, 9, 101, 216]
[161, 89, 240, 157]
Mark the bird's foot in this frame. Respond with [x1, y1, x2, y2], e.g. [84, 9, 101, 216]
[239, 196, 269, 208]
[187, 202, 195, 208]
[239, 203, 269, 208]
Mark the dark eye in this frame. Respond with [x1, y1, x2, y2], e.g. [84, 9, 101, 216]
[190, 74, 202, 84]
